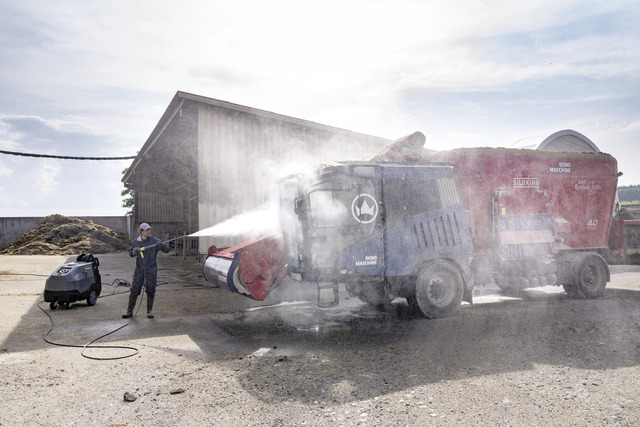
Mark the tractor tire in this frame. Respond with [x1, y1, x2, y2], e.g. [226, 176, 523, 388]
[413, 260, 464, 319]
[575, 254, 608, 298]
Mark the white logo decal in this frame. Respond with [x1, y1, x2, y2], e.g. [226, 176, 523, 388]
[351, 194, 378, 224]
[575, 179, 602, 195]
[550, 161, 571, 173]
[355, 255, 378, 266]
[513, 177, 539, 188]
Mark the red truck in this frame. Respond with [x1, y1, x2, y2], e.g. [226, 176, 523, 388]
[203, 131, 634, 318]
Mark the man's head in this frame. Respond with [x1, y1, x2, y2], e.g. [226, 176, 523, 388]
[139, 223, 151, 236]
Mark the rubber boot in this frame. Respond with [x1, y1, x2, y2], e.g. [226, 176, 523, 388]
[122, 293, 137, 318]
[147, 295, 155, 318]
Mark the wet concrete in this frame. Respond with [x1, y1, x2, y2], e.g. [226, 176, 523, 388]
[2, 253, 640, 427]
[2, 252, 640, 362]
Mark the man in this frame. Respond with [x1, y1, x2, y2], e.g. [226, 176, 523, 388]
[122, 223, 171, 319]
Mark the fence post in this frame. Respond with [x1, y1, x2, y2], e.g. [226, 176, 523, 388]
[182, 231, 187, 259]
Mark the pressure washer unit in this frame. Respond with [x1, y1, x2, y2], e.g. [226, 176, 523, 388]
[44, 253, 102, 309]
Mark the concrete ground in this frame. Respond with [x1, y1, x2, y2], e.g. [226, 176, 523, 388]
[1, 253, 639, 426]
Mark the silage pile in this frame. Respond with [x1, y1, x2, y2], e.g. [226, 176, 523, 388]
[0, 214, 130, 255]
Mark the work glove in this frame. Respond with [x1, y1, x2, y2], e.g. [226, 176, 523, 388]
[131, 247, 140, 256]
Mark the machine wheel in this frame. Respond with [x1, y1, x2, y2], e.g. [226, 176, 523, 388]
[61, 301, 71, 309]
[49, 301, 58, 310]
[562, 283, 583, 299]
[87, 289, 98, 306]
[413, 260, 464, 319]
[575, 254, 608, 298]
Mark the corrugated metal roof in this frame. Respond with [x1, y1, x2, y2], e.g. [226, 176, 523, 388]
[510, 129, 600, 153]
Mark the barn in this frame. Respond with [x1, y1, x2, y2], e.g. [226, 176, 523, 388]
[122, 91, 389, 256]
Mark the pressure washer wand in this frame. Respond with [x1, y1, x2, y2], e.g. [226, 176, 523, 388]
[137, 236, 183, 258]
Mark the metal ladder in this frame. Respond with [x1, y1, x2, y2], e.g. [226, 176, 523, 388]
[317, 280, 340, 308]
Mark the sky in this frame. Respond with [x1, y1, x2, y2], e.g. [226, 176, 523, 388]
[0, 0, 639, 217]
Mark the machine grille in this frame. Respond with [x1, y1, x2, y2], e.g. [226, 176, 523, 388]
[437, 178, 461, 208]
[412, 211, 463, 248]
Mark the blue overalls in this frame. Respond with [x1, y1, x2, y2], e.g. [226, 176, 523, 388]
[129, 236, 170, 297]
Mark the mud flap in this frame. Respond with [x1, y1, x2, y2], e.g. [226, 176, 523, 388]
[463, 286, 473, 304]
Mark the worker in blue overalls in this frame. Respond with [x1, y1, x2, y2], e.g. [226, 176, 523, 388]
[122, 223, 171, 319]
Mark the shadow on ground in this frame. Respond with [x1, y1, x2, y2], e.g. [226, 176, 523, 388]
[2, 253, 639, 405]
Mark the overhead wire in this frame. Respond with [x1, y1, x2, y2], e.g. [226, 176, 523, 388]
[0, 149, 136, 160]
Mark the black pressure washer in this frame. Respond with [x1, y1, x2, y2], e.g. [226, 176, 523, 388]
[43, 253, 102, 309]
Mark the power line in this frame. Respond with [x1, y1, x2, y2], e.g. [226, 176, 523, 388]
[0, 149, 136, 160]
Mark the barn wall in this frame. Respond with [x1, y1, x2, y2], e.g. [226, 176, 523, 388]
[130, 101, 199, 245]
[197, 104, 387, 250]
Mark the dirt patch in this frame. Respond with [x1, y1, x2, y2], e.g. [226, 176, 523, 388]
[0, 214, 130, 255]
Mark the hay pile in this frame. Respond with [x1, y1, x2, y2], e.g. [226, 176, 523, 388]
[0, 214, 130, 255]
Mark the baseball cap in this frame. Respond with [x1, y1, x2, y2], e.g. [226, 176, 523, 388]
[139, 223, 151, 231]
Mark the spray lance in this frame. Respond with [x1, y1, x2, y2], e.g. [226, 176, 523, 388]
[133, 236, 183, 258]
[134, 226, 229, 258]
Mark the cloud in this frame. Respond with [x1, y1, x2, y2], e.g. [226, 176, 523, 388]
[0, 112, 136, 216]
[0, 158, 13, 178]
[0, 114, 96, 136]
[1, 0, 639, 214]
[619, 120, 640, 133]
[3, 2, 637, 117]
[0, 114, 140, 157]
[34, 160, 61, 194]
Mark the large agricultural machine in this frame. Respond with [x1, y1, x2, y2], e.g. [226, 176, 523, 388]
[203, 131, 637, 318]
